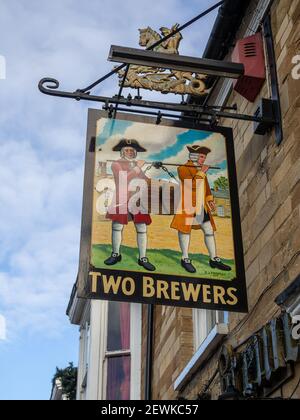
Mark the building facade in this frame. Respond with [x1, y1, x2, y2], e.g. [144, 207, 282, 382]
[67, 0, 300, 400]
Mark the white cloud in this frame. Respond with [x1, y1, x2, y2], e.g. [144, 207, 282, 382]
[0, 137, 82, 338]
[96, 121, 227, 181]
[207, 170, 228, 186]
[97, 119, 187, 161]
[170, 132, 227, 166]
[0, 0, 218, 340]
[97, 121, 226, 165]
[0, 225, 79, 339]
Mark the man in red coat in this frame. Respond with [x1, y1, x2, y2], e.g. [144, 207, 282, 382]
[105, 138, 156, 272]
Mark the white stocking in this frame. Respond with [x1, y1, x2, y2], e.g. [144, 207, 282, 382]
[135, 223, 147, 259]
[201, 221, 217, 260]
[178, 232, 191, 260]
[112, 222, 124, 255]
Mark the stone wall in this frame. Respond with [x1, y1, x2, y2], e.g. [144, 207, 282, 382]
[141, 0, 300, 400]
[141, 305, 194, 400]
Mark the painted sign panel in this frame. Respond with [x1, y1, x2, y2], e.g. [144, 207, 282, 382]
[77, 110, 248, 313]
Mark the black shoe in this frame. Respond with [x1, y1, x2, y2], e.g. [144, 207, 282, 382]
[181, 258, 196, 274]
[210, 257, 232, 271]
[105, 253, 122, 266]
[138, 257, 156, 272]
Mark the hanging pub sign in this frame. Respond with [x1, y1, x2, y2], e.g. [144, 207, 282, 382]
[77, 109, 248, 313]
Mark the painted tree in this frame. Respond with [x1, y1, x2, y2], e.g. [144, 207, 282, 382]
[214, 176, 229, 191]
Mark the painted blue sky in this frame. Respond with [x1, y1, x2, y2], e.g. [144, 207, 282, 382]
[97, 118, 228, 186]
[148, 130, 216, 161]
[0, 0, 219, 400]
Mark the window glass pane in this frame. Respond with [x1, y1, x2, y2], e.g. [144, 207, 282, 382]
[206, 310, 217, 335]
[217, 206, 225, 217]
[107, 302, 130, 352]
[106, 356, 131, 400]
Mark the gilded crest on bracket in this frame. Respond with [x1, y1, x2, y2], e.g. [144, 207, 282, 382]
[117, 24, 209, 97]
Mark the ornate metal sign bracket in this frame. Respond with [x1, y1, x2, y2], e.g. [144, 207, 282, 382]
[38, 0, 278, 135]
[38, 77, 277, 131]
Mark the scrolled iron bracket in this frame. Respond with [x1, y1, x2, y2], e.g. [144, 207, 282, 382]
[38, 77, 277, 131]
[38, 78, 92, 102]
[38, 78, 60, 95]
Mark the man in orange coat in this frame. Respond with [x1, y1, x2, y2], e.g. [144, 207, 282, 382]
[171, 145, 231, 273]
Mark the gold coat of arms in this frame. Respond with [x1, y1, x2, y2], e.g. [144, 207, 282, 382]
[117, 24, 209, 96]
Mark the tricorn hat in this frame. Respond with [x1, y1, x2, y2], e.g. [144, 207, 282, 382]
[187, 145, 211, 155]
[112, 139, 147, 152]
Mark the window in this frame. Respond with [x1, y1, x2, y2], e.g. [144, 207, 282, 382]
[174, 310, 229, 391]
[193, 310, 227, 351]
[105, 302, 131, 400]
[217, 206, 225, 218]
[77, 301, 141, 400]
[99, 302, 142, 401]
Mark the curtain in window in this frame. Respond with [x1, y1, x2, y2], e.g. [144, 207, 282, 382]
[106, 302, 131, 400]
[107, 356, 131, 400]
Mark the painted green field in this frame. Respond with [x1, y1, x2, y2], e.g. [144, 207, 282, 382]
[91, 245, 236, 281]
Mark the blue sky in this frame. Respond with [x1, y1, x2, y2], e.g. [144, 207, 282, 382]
[97, 118, 228, 186]
[0, 0, 219, 400]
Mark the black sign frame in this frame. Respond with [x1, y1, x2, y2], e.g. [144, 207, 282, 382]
[77, 109, 248, 313]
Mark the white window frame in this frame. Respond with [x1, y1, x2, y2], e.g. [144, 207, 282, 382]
[103, 302, 142, 400]
[130, 303, 142, 400]
[83, 300, 142, 400]
[174, 310, 229, 391]
[193, 309, 228, 351]
[84, 322, 91, 373]
[77, 301, 91, 400]
[77, 328, 87, 400]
